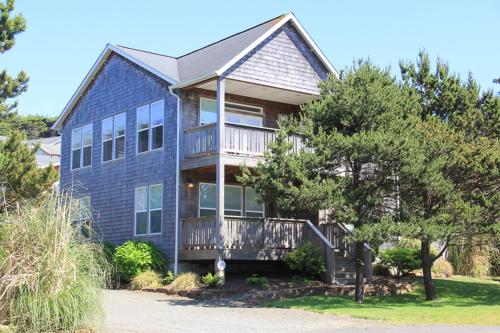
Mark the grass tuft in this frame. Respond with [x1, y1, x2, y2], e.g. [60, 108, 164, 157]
[0, 193, 109, 332]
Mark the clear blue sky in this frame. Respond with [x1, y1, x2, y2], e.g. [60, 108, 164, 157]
[3, 0, 500, 117]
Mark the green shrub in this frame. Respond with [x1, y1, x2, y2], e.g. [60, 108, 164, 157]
[163, 271, 176, 285]
[432, 259, 454, 278]
[379, 247, 421, 277]
[169, 272, 200, 293]
[285, 242, 325, 277]
[201, 272, 222, 287]
[113, 241, 166, 282]
[130, 271, 163, 290]
[0, 194, 108, 332]
[246, 274, 269, 287]
[373, 263, 392, 276]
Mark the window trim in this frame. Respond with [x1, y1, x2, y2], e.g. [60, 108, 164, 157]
[134, 184, 163, 236]
[198, 182, 264, 218]
[136, 100, 164, 155]
[72, 196, 92, 239]
[199, 97, 263, 126]
[71, 123, 93, 170]
[102, 112, 126, 163]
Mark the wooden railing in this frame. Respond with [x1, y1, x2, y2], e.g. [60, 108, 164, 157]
[181, 216, 216, 250]
[183, 123, 217, 158]
[320, 222, 354, 257]
[183, 123, 303, 158]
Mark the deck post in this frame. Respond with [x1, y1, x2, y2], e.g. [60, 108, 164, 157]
[215, 77, 225, 277]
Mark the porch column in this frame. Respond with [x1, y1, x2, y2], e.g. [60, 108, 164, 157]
[215, 77, 225, 258]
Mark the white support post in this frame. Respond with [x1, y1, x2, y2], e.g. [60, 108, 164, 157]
[215, 78, 225, 273]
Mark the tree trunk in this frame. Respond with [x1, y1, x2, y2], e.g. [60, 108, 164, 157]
[354, 241, 365, 303]
[421, 240, 437, 301]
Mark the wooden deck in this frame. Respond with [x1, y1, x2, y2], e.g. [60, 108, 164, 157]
[179, 216, 353, 283]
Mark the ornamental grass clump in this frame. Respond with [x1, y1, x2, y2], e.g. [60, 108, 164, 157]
[169, 273, 200, 293]
[130, 271, 163, 290]
[0, 194, 109, 333]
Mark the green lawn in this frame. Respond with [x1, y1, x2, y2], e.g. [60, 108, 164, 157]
[266, 276, 500, 326]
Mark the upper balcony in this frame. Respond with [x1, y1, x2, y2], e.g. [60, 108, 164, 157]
[182, 122, 303, 168]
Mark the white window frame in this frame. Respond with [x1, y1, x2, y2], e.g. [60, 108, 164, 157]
[134, 184, 163, 236]
[71, 123, 92, 170]
[72, 196, 92, 238]
[199, 97, 263, 126]
[102, 112, 126, 163]
[198, 182, 263, 218]
[136, 100, 164, 155]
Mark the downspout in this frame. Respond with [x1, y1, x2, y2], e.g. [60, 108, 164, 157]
[169, 86, 181, 275]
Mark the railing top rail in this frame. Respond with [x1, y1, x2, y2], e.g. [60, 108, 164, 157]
[182, 216, 215, 223]
[184, 123, 216, 133]
[305, 220, 335, 250]
[224, 122, 278, 132]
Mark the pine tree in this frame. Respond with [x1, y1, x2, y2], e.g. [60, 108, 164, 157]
[0, 132, 58, 211]
[239, 61, 418, 303]
[0, 0, 28, 119]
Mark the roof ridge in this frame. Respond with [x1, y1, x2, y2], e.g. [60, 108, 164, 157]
[115, 44, 177, 59]
[176, 13, 286, 59]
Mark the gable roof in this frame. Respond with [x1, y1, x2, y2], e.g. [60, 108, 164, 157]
[53, 13, 337, 130]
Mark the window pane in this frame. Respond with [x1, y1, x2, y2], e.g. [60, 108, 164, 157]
[102, 117, 113, 141]
[199, 183, 216, 209]
[150, 100, 164, 127]
[137, 130, 148, 153]
[114, 113, 126, 137]
[200, 99, 217, 125]
[80, 197, 91, 220]
[225, 186, 242, 211]
[72, 149, 81, 169]
[245, 188, 263, 213]
[114, 136, 125, 159]
[135, 187, 147, 212]
[151, 125, 163, 150]
[226, 112, 262, 127]
[136, 212, 148, 235]
[103, 140, 112, 162]
[137, 105, 149, 130]
[82, 146, 92, 167]
[71, 128, 81, 149]
[150, 210, 162, 233]
[245, 211, 264, 218]
[200, 209, 216, 217]
[82, 125, 92, 146]
[224, 210, 242, 216]
[149, 184, 162, 210]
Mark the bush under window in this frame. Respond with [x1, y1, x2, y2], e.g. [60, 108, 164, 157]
[113, 240, 166, 282]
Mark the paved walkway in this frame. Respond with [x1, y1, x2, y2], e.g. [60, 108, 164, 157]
[104, 290, 499, 333]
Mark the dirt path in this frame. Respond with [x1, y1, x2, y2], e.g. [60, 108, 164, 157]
[103, 290, 499, 333]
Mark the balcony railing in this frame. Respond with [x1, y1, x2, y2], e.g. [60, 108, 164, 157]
[183, 122, 303, 158]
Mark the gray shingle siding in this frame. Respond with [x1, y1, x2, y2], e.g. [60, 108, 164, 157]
[60, 53, 178, 262]
[224, 22, 329, 94]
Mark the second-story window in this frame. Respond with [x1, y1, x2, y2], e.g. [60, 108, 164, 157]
[199, 98, 263, 127]
[136, 100, 164, 154]
[71, 124, 92, 170]
[102, 112, 126, 162]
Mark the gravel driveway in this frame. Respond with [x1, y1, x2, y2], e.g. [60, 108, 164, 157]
[104, 290, 499, 333]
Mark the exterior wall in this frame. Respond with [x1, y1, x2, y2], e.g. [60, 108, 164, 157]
[180, 88, 299, 131]
[224, 22, 329, 94]
[60, 53, 178, 262]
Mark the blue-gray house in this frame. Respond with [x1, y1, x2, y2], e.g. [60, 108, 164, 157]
[53, 13, 368, 283]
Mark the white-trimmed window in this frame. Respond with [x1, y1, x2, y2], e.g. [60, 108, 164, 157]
[199, 98, 263, 127]
[71, 124, 92, 169]
[136, 100, 164, 154]
[198, 183, 263, 217]
[102, 112, 126, 162]
[71, 196, 92, 238]
[135, 184, 162, 235]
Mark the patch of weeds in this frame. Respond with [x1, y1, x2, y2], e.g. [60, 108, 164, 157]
[246, 274, 269, 288]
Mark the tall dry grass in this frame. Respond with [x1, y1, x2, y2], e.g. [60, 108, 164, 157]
[0, 193, 109, 332]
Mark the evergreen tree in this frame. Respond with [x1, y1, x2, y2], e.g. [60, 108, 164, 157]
[0, 114, 57, 138]
[0, 132, 58, 211]
[239, 61, 417, 303]
[392, 51, 500, 300]
[0, 0, 28, 118]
